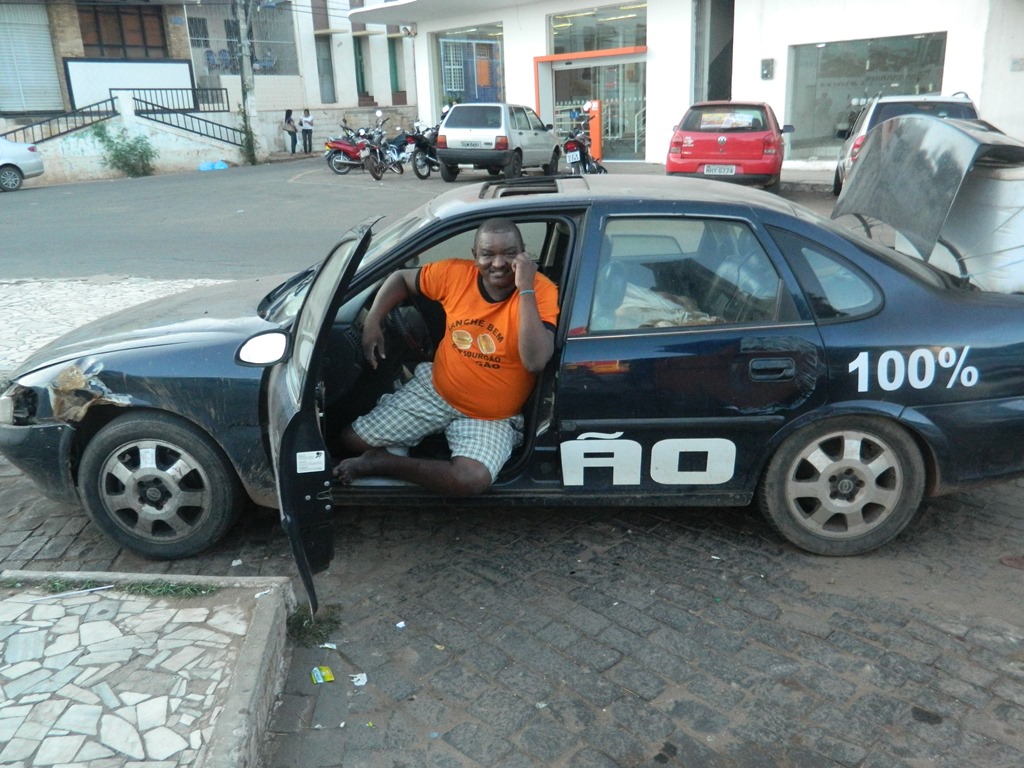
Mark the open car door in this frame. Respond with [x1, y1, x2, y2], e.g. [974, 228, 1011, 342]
[266, 226, 373, 613]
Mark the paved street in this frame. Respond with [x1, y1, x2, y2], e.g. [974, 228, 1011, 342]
[2, 163, 1023, 767]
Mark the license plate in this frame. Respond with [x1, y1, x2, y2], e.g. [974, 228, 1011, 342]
[460, 141, 482, 148]
[359, 147, 370, 158]
[566, 150, 581, 164]
[704, 165, 736, 176]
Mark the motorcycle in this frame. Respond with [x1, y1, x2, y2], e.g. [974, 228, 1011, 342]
[562, 102, 607, 175]
[361, 110, 410, 180]
[408, 106, 449, 180]
[323, 119, 368, 175]
[408, 119, 440, 180]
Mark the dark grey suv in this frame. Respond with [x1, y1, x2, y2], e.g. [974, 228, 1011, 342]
[833, 93, 978, 195]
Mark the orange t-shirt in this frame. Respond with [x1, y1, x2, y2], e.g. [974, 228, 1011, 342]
[418, 259, 559, 420]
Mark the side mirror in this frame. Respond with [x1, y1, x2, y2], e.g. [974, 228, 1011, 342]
[237, 331, 289, 366]
[442, 104, 451, 115]
[781, 124, 795, 134]
[545, 124, 554, 131]
[834, 128, 851, 140]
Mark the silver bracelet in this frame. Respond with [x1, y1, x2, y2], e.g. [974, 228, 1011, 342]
[519, 289, 535, 295]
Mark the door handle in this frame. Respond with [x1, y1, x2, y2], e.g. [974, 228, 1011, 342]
[749, 357, 796, 381]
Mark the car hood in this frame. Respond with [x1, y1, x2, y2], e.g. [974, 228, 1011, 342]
[14, 275, 287, 376]
[833, 115, 1024, 262]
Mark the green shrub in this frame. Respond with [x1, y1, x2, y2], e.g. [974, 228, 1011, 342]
[91, 122, 158, 177]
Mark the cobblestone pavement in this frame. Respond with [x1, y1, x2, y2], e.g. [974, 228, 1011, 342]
[2, 445, 1023, 767]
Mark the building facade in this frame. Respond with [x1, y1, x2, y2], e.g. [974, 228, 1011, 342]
[2, 0, 1022, 176]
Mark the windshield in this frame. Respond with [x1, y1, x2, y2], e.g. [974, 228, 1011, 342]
[259, 206, 436, 324]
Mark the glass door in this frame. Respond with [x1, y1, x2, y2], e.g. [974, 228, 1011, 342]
[553, 58, 646, 161]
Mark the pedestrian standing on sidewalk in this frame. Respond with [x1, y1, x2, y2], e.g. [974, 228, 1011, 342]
[282, 109, 298, 154]
[299, 109, 314, 155]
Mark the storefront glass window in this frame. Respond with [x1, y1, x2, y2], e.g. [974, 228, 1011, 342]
[787, 32, 947, 160]
[550, 3, 647, 54]
[434, 22, 503, 107]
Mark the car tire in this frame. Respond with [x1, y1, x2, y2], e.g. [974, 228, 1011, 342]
[79, 412, 245, 560]
[569, 161, 584, 176]
[832, 168, 843, 197]
[440, 163, 459, 182]
[0, 165, 24, 192]
[412, 150, 431, 179]
[757, 417, 925, 556]
[543, 149, 560, 176]
[764, 175, 781, 194]
[328, 152, 352, 175]
[487, 167, 502, 177]
[504, 152, 523, 179]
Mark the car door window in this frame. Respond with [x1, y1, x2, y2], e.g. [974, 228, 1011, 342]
[588, 217, 794, 331]
[511, 107, 530, 132]
[526, 108, 547, 131]
[768, 226, 881, 321]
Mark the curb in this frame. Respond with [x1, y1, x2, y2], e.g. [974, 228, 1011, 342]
[1, 570, 296, 768]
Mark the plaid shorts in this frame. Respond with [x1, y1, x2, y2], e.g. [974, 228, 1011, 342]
[351, 363, 524, 482]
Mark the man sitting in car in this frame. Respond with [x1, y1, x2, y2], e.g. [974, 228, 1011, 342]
[332, 218, 559, 494]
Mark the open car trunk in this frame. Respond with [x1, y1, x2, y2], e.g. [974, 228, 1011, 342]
[832, 115, 1024, 292]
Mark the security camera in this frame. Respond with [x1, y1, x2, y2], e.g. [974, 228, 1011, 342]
[401, 25, 416, 37]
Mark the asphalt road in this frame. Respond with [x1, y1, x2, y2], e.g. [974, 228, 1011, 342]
[2, 159, 836, 280]
[4, 164, 1023, 766]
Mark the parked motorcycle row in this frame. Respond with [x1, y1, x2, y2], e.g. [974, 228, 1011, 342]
[323, 103, 605, 180]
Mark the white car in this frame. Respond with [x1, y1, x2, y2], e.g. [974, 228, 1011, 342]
[0, 136, 45, 191]
[435, 102, 561, 182]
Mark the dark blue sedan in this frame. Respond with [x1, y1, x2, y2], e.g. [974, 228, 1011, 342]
[4, 175, 1023, 609]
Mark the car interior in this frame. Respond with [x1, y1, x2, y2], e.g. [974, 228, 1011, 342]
[318, 217, 577, 484]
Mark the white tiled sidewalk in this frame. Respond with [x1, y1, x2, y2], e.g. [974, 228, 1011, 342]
[0, 572, 293, 768]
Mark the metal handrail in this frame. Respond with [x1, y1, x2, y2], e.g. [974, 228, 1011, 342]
[124, 88, 229, 113]
[0, 99, 117, 145]
[133, 97, 244, 147]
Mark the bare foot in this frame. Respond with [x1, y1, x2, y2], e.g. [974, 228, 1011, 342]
[332, 447, 393, 485]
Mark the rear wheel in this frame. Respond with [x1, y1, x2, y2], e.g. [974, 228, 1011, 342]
[758, 417, 925, 556]
[440, 163, 459, 182]
[0, 165, 23, 191]
[504, 152, 523, 179]
[328, 152, 352, 175]
[543, 149, 561, 176]
[764, 175, 781, 194]
[569, 161, 584, 176]
[412, 149, 431, 179]
[79, 412, 244, 559]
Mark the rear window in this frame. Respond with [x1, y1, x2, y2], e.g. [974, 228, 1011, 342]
[681, 106, 768, 132]
[869, 101, 977, 130]
[443, 106, 503, 129]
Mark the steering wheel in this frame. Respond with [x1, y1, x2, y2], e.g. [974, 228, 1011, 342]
[385, 304, 434, 362]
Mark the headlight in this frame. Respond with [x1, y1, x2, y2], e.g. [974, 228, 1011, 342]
[0, 384, 37, 426]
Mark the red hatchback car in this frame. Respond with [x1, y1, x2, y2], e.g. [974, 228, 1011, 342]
[666, 101, 794, 192]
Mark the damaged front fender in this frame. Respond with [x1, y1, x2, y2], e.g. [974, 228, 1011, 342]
[48, 363, 133, 423]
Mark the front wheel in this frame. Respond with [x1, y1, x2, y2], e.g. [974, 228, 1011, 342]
[390, 157, 404, 174]
[79, 412, 244, 559]
[757, 417, 925, 556]
[439, 163, 459, 182]
[412, 149, 432, 179]
[328, 152, 352, 175]
[504, 152, 523, 179]
[366, 153, 384, 181]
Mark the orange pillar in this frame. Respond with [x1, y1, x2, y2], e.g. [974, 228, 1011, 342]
[589, 100, 603, 162]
